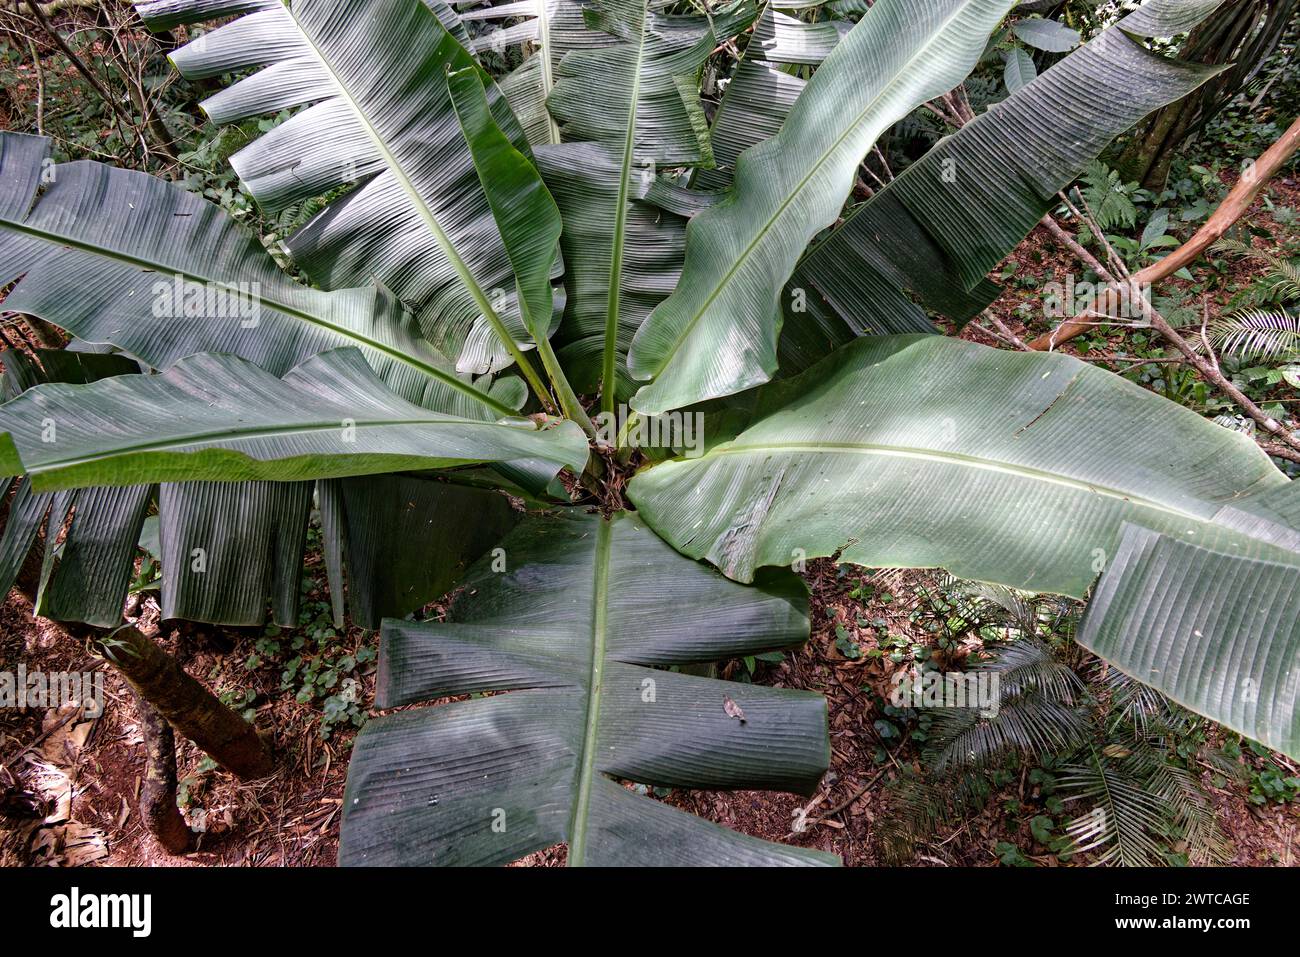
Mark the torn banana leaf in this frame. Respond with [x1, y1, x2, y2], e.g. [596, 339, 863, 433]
[339, 509, 835, 866]
[629, 335, 1291, 594]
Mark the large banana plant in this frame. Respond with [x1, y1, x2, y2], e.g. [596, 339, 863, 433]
[1, 0, 1296, 867]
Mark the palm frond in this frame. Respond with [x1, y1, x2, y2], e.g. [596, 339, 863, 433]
[877, 769, 993, 865]
[927, 694, 1090, 771]
[1209, 309, 1300, 361]
[1211, 239, 1300, 305]
[1143, 756, 1230, 865]
[1090, 660, 1192, 738]
[1060, 745, 1173, 866]
[1060, 741, 1228, 866]
[951, 577, 1042, 635]
[979, 637, 1085, 703]
[1212, 237, 1269, 262]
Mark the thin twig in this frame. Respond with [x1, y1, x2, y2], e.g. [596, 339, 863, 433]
[817, 768, 888, 821]
[24, 0, 147, 158]
[27, 37, 44, 134]
[982, 309, 1031, 351]
[0, 707, 80, 769]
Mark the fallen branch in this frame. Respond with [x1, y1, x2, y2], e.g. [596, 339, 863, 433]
[1039, 207, 1300, 456]
[1262, 442, 1300, 465]
[1030, 114, 1300, 351]
[979, 309, 1031, 351]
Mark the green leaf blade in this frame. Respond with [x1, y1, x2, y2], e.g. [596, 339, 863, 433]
[341, 509, 834, 866]
[1, 349, 588, 490]
[148, 0, 548, 379]
[627, 0, 1016, 415]
[0, 134, 516, 419]
[1003, 46, 1036, 92]
[447, 66, 563, 342]
[1012, 17, 1080, 53]
[629, 336, 1289, 592]
[1078, 521, 1300, 760]
[782, 6, 1231, 371]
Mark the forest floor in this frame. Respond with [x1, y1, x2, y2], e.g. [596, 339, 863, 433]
[668, 561, 1300, 867]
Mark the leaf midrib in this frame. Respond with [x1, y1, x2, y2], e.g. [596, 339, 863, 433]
[643, 0, 981, 377]
[700, 440, 1204, 520]
[0, 218, 515, 417]
[24, 416, 535, 473]
[536, 0, 561, 144]
[601, 2, 650, 415]
[567, 515, 613, 866]
[282, 4, 538, 383]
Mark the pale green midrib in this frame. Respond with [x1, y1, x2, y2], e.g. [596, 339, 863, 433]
[24, 417, 532, 473]
[644, 1, 982, 376]
[282, 5, 539, 386]
[567, 516, 613, 867]
[702, 441, 1207, 521]
[601, 7, 650, 416]
[536, 0, 561, 144]
[0, 218, 515, 418]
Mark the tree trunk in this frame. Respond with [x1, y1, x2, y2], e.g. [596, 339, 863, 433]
[1117, 0, 1291, 191]
[1118, 100, 1197, 191]
[97, 626, 274, 780]
[134, 692, 193, 854]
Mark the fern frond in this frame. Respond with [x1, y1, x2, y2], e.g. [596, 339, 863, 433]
[1082, 160, 1138, 231]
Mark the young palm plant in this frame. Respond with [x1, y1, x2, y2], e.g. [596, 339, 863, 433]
[880, 584, 1228, 867]
[1209, 238, 1300, 365]
[1, 0, 1298, 866]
